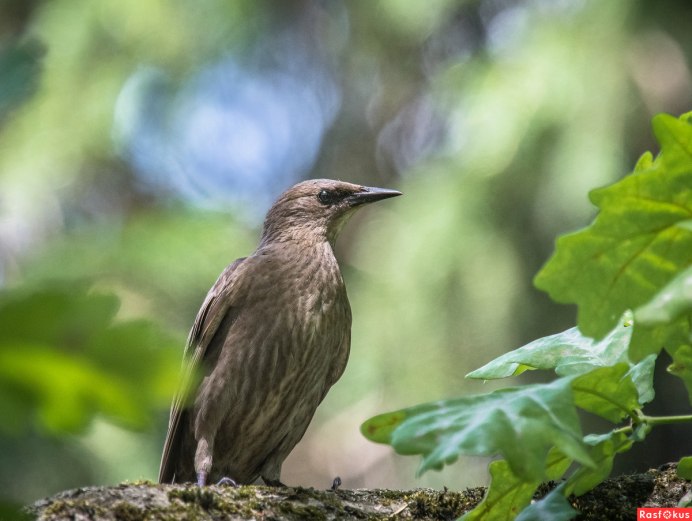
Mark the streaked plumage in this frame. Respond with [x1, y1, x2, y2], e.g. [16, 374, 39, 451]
[158, 179, 401, 486]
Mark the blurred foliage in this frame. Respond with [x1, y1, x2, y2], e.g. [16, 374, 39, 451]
[21, 210, 255, 325]
[1, 0, 692, 507]
[0, 283, 181, 434]
[0, 39, 42, 120]
[362, 112, 691, 520]
[0, 282, 181, 503]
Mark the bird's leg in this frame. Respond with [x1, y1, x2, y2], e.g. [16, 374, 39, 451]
[216, 477, 238, 487]
[262, 477, 287, 487]
[331, 476, 342, 491]
[260, 462, 285, 487]
[194, 436, 214, 487]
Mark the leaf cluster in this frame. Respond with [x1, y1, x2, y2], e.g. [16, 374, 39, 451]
[0, 282, 182, 435]
[362, 112, 692, 519]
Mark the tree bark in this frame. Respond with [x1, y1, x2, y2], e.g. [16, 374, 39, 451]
[29, 464, 690, 520]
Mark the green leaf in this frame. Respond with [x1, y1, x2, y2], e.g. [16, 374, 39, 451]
[564, 430, 633, 496]
[462, 450, 572, 521]
[629, 321, 690, 364]
[635, 265, 692, 325]
[679, 491, 692, 509]
[0, 283, 182, 435]
[534, 113, 692, 356]
[515, 484, 578, 521]
[0, 345, 143, 433]
[361, 378, 594, 481]
[460, 459, 540, 521]
[0, 282, 120, 347]
[632, 422, 652, 442]
[467, 319, 632, 380]
[677, 456, 692, 480]
[668, 345, 692, 403]
[654, 112, 692, 174]
[468, 319, 656, 406]
[634, 151, 654, 172]
[571, 365, 640, 422]
[361, 410, 407, 444]
[626, 354, 656, 404]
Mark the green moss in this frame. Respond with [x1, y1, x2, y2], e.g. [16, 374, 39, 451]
[111, 501, 145, 521]
[167, 484, 271, 519]
[275, 501, 329, 520]
[168, 486, 219, 510]
[41, 499, 110, 520]
[230, 485, 260, 500]
[126, 479, 155, 487]
[406, 487, 479, 519]
[369, 489, 406, 501]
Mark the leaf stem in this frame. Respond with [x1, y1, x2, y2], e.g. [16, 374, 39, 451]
[612, 425, 633, 435]
[640, 414, 692, 425]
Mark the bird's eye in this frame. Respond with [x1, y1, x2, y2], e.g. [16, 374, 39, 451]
[317, 189, 339, 206]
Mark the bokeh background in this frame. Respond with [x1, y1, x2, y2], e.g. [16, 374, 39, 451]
[1, 0, 692, 507]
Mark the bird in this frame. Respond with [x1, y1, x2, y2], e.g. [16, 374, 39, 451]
[158, 178, 401, 487]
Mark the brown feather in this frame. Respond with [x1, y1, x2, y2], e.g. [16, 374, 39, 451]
[158, 179, 400, 485]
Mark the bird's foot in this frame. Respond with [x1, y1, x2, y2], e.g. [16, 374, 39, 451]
[331, 476, 342, 491]
[262, 477, 287, 487]
[196, 471, 207, 487]
[216, 477, 238, 487]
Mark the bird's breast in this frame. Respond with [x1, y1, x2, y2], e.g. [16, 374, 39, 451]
[204, 244, 351, 474]
[291, 258, 348, 342]
[244, 243, 350, 353]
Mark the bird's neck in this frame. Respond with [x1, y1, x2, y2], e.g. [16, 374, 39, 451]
[256, 236, 343, 291]
[257, 229, 339, 257]
[260, 211, 354, 249]
[259, 226, 336, 250]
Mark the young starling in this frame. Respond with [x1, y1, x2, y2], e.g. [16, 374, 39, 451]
[158, 178, 401, 486]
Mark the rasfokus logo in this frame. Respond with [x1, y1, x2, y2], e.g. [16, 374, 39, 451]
[638, 508, 692, 519]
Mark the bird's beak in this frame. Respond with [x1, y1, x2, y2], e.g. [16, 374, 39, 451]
[347, 186, 402, 207]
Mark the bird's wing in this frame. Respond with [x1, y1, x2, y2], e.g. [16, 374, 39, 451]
[329, 326, 351, 386]
[158, 257, 247, 483]
[323, 302, 352, 399]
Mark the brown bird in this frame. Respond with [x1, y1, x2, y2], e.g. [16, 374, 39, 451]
[158, 178, 401, 486]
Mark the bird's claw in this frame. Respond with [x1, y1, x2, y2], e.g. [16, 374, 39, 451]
[216, 477, 238, 487]
[263, 478, 287, 487]
[331, 476, 342, 491]
[196, 471, 207, 487]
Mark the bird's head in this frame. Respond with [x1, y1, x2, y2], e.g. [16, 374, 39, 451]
[260, 179, 401, 245]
